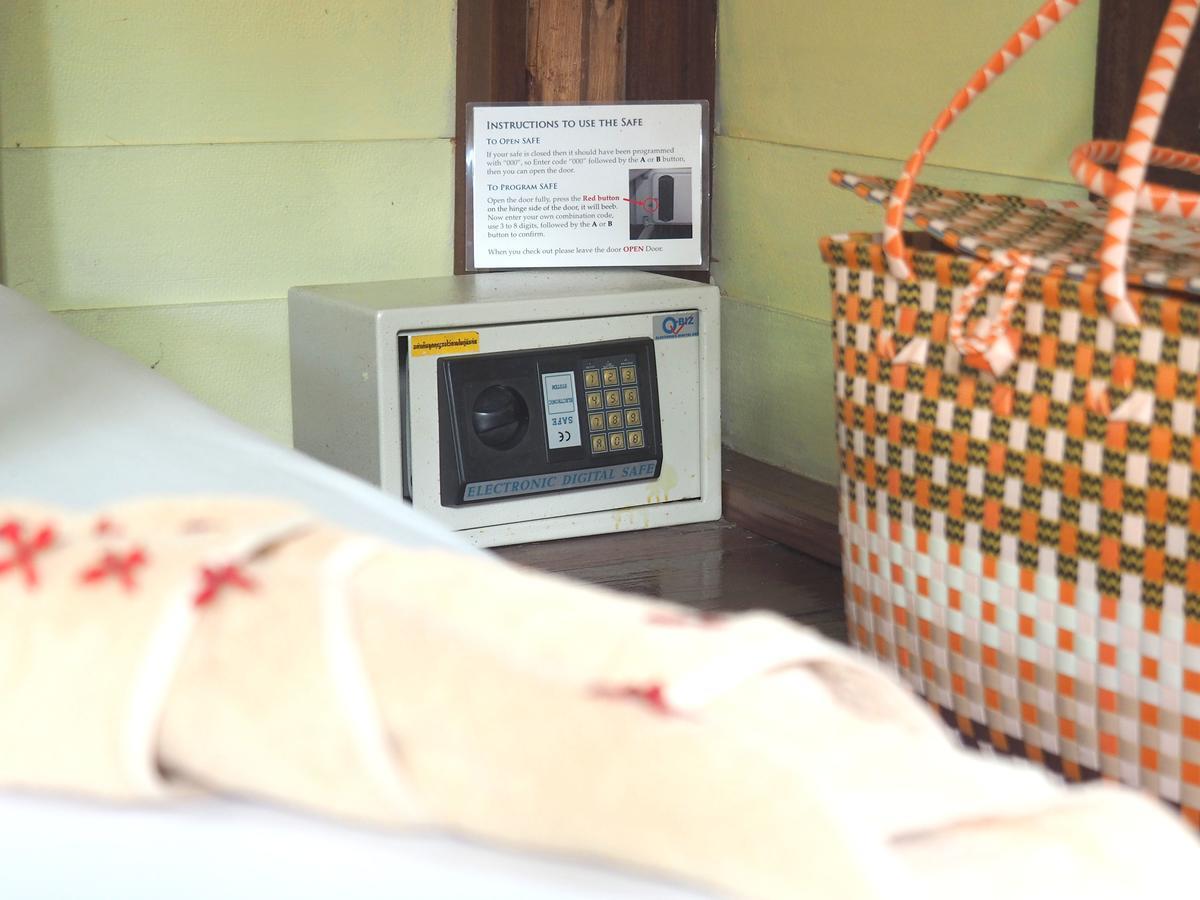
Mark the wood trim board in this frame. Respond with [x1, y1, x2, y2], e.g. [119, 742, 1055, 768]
[721, 449, 842, 569]
[453, 1, 528, 276]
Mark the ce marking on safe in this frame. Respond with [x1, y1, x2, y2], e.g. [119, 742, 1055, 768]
[550, 416, 574, 443]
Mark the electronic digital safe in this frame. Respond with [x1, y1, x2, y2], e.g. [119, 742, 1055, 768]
[288, 270, 720, 546]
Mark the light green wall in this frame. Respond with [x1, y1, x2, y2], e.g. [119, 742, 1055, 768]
[0, 0, 456, 445]
[1, 2, 1101, 474]
[713, 0, 1099, 485]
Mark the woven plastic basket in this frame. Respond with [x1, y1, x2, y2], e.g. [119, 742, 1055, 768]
[822, 0, 1200, 822]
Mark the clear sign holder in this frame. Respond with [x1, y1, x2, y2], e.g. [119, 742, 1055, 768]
[465, 100, 711, 272]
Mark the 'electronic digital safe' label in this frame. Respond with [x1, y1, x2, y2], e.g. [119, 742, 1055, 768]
[462, 461, 659, 502]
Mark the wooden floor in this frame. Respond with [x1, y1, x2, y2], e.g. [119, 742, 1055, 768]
[496, 519, 848, 643]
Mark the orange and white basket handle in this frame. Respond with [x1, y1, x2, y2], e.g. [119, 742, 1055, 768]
[1076, 1, 1199, 328]
[882, 0, 1087, 283]
[882, 0, 1199, 386]
[1070, 142, 1200, 224]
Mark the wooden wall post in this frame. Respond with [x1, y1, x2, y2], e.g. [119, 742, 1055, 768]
[525, 0, 628, 102]
[583, 0, 629, 102]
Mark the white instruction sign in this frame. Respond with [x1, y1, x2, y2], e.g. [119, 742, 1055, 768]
[541, 371, 581, 449]
[467, 102, 708, 270]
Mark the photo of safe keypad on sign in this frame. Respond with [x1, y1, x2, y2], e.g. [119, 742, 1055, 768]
[583, 356, 645, 453]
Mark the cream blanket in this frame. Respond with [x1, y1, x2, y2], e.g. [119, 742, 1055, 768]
[1, 498, 1196, 899]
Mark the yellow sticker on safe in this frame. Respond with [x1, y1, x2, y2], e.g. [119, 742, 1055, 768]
[412, 331, 480, 357]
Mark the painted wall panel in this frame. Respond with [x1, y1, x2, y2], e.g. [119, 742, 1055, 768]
[0, 0, 455, 149]
[721, 299, 840, 486]
[717, 0, 1098, 184]
[1, 1, 457, 441]
[2, 139, 453, 311]
[57, 298, 293, 445]
[714, 0, 1100, 484]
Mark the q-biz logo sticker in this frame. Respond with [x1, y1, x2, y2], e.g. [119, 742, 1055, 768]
[652, 311, 700, 340]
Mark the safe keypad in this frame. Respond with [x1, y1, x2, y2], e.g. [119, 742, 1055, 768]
[583, 355, 646, 453]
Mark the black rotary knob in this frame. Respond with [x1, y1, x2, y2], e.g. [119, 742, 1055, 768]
[471, 385, 529, 449]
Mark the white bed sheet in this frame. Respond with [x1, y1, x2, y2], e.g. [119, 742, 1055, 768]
[0, 793, 707, 900]
[0, 286, 713, 899]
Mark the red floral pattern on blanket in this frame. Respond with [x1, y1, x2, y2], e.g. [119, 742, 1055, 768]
[0, 520, 56, 588]
[80, 548, 149, 592]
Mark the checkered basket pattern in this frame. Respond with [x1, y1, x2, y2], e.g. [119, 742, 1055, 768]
[822, 231, 1200, 824]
